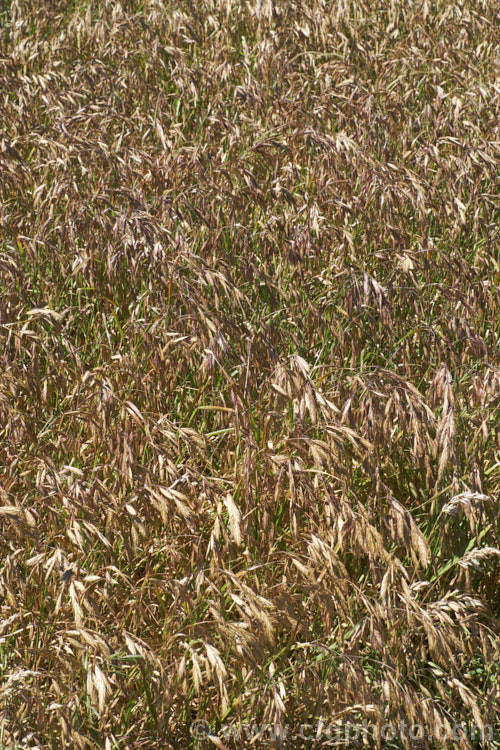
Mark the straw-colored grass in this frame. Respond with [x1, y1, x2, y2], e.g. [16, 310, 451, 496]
[0, 0, 499, 747]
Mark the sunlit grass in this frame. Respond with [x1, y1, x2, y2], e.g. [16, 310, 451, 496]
[0, 0, 499, 748]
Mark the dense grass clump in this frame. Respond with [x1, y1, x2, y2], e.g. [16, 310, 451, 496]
[0, 0, 499, 747]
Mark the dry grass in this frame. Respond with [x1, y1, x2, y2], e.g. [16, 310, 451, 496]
[0, 0, 499, 747]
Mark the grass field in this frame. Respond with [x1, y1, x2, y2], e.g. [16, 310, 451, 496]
[0, 0, 499, 747]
